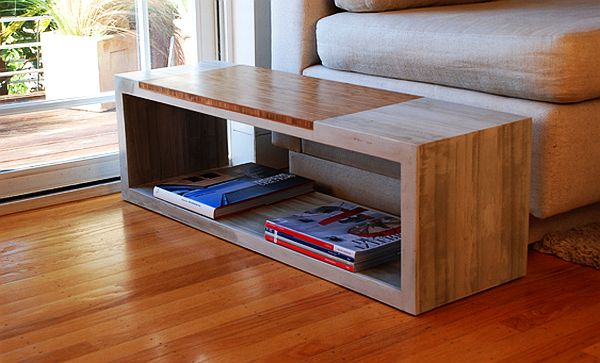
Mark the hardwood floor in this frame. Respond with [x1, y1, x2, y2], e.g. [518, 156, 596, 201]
[0, 108, 118, 171]
[1, 194, 599, 362]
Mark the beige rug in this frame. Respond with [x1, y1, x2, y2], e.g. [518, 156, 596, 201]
[532, 222, 600, 269]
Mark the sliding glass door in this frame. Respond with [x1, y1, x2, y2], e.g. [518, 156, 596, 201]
[0, 0, 217, 213]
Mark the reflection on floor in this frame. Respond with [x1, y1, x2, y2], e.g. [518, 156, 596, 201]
[2, 194, 600, 361]
[0, 108, 118, 171]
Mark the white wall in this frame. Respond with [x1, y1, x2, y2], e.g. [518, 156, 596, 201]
[231, 0, 256, 66]
[228, 0, 270, 67]
[228, 0, 257, 165]
[227, 0, 284, 168]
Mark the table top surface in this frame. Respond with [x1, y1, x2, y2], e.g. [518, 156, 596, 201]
[122, 62, 529, 146]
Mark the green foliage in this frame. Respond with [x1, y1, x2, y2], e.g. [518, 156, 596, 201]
[43, 0, 134, 37]
[1, 0, 183, 96]
[1, 1, 52, 95]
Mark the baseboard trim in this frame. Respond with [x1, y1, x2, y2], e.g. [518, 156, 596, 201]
[0, 180, 121, 216]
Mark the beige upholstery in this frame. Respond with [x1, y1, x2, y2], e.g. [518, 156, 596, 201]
[270, 0, 600, 220]
[335, 0, 487, 12]
[304, 65, 600, 219]
[317, 0, 600, 103]
[271, 0, 338, 74]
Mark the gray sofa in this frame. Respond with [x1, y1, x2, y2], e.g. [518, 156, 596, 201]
[270, 0, 600, 241]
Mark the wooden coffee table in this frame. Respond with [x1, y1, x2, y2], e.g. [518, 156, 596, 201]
[115, 62, 531, 315]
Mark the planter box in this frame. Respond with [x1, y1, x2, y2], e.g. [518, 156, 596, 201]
[41, 32, 138, 111]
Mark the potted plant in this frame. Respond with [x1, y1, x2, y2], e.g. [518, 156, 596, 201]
[3, 0, 183, 108]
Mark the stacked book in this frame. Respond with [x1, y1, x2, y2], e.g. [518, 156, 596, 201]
[153, 163, 314, 219]
[265, 203, 401, 272]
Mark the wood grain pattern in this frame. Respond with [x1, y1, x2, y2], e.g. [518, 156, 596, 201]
[416, 119, 531, 312]
[313, 98, 527, 163]
[311, 96, 531, 313]
[0, 108, 118, 171]
[121, 94, 229, 187]
[1, 194, 599, 362]
[139, 65, 419, 130]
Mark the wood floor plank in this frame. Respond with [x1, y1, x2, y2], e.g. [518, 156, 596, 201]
[0, 264, 310, 361]
[214, 302, 400, 362]
[112, 288, 359, 363]
[0, 219, 227, 287]
[0, 246, 246, 317]
[499, 320, 600, 363]
[66, 282, 336, 363]
[584, 341, 600, 358]
[1, 195, 599, 362]
[0, 261, 285, 353]
[295, 255, 599, 362]
[0, 211, 203, 296]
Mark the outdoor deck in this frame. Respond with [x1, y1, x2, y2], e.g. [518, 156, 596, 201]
[0, 108, 119, 171]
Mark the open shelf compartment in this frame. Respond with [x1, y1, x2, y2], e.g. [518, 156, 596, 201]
[126, 186, 405, 307]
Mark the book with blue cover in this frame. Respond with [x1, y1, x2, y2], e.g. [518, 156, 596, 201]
[153, 163, 314, 218]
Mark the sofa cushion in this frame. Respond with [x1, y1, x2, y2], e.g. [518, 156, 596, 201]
[303, 64, 600, 218]
[335, 0, 487, 12]
[317, 0, 600, 103]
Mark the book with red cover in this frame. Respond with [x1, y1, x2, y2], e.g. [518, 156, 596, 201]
[265, 202, 400, 270]
[265, 232, 355, 272]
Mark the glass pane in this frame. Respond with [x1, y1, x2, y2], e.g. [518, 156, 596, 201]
[0, 104, 118, 172]
[0, 0, 205, 202]
[148, 0, 197, 68]
[0, 13, 47, 101]
[0, 0, 137, 176]
[1, 0, 140, 104]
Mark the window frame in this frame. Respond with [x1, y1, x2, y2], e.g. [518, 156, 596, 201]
[0, 0, 219, 213]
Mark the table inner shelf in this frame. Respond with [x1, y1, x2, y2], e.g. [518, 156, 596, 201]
[129, 185, 402, 289]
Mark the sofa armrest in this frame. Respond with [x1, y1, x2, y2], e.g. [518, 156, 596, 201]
[271, 0, 338, 74]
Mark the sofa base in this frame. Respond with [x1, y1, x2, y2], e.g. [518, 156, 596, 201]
[529, 202, 600, 243]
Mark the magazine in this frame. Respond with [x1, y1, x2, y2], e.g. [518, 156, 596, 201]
[265, 228, 397, 272]
[265, 225, 355, 263]
[265, 202, 401, 268]
[153, 163, 314, 218]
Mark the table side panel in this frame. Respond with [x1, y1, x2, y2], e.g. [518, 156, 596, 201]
[138, 65, 420, 130]
[121, 94, 229, 187]
[416, 119, 531, 312]
[399, 157, 419, 314]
